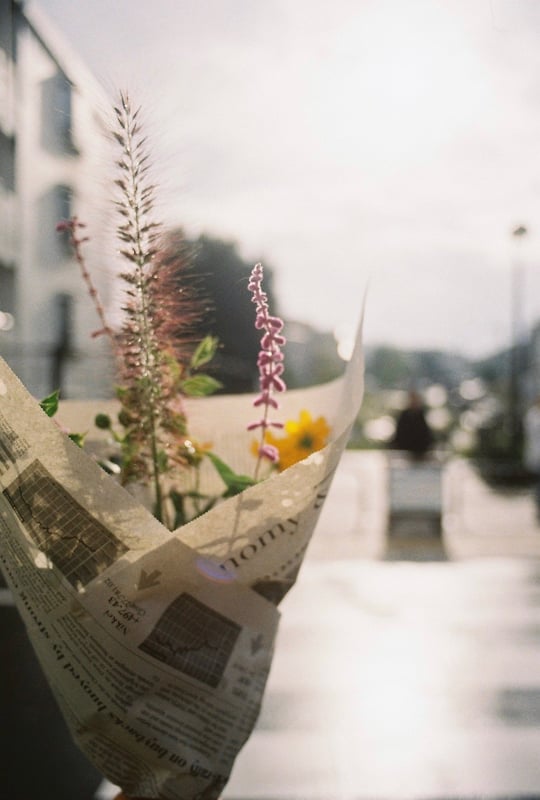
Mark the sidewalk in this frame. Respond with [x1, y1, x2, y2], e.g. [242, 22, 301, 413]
[443, 458, 540, 559]
[310, 451, 540, 562]
[226, 557, 540, 799]
[223, 453, 540, 798]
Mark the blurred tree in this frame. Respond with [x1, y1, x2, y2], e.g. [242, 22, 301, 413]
[284, 321, 344, 388]
[366, 345, 472, 390]
[366, 346, 410, 388]
[164, 230, 279, 393]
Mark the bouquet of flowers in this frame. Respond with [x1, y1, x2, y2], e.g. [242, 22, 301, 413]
[0, 94, 364, 800]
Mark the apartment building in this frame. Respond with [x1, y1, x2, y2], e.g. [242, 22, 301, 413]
[0, 0, 115, 399]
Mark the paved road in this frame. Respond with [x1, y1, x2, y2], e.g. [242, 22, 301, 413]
[2, 452, 540, 799]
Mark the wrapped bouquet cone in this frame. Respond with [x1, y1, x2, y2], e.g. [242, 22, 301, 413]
[0, 312, 363, 799]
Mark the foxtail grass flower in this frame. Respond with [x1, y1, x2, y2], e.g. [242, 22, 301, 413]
[58, 93, 289, 527]
[58, 94, 221, 528]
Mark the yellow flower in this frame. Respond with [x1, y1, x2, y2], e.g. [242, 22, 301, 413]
[262, 409, 331, 471]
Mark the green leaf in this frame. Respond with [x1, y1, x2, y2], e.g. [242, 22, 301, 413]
[117, 409, 134, 428]
[68, 432, 86, 448]
[94, 413, 112, 430]
[181, 374, 223, 397]
[39, 390, 60, 418]
[206, 452, 257, 497]
[169, 489, 187, 528]
[190, 336, 219, 369]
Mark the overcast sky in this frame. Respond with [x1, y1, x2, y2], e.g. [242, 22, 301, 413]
[33, 0, 540, 357]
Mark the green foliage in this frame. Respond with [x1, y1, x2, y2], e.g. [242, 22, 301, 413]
[95, 413, 112, 430]
[68, 432, 86, 448]
[206, 452, 258, 497]
[166, 456, 256, 527]
[39, 390, 60, 418]
[39, 390, 85, 448]
[367, 346, 410, 388]
[190, 336, 219, 369]
[181, 374, 223, 397]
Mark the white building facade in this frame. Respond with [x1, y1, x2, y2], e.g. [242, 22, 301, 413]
[0, 0, 116, 399]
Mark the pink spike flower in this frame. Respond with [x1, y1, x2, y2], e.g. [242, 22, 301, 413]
[247, 263, 286, 474]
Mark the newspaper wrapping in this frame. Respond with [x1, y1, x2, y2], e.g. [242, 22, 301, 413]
[0, 321, 363, 799]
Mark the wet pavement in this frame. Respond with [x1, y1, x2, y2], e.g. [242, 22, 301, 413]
[226, 558, 540, 799]
[226, 453, 540, 799]
[3, 451, 540, 799]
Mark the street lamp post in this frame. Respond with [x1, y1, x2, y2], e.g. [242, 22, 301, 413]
[509, 225, 527, 456]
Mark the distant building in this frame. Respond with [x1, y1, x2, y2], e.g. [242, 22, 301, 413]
[0, 0, 115, 399]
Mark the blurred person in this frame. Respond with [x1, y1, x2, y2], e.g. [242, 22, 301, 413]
[524, 395, 540, 518]
[390, 389, 434, 460]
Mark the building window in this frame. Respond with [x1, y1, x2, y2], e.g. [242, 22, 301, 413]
[0, 262, 15, 332]
[37, 183, 74, 262]
[55, 183, 72, 221]
[40, 72, 78, 155]
[50, 292, 74, 394]
[0, 2, 17, 59]
[0, 129, 15, 192]
[53, 183, 73, 257]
